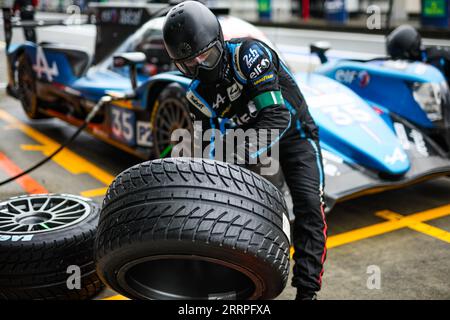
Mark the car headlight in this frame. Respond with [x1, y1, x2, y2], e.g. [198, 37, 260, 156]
[412, 82, 444, 122]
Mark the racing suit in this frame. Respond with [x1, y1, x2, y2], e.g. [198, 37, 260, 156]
[185, 38, 327, 295]
[424, 46, 450, 85]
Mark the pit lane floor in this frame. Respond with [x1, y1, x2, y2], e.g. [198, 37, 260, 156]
[0, 93, 450, 300]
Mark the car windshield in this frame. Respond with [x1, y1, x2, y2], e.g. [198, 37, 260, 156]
[100, 15, 283, 73]
[99, 17, 166, 70]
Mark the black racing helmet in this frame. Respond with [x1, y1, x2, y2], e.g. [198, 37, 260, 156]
[386, 25, 423, 60]
[163, 1, 225, 84]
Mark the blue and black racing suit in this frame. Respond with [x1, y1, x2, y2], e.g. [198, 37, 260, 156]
[186, 38, 327, 294]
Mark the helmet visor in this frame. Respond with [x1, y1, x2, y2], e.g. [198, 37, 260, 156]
[175, 41, 222, 77]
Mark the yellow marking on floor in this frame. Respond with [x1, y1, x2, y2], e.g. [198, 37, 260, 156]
[101, 295, 129, 300]
[21, 144, 47, 151]
[328, 204, 450, 249]
[0, 109, 115, 188]
[290, 204, 450, 258]
[377, 210, 450, 243]
[0, 41, 5, 49]
[80, 187, 109, 198]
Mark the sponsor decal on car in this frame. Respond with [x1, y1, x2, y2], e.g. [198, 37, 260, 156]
[384, 147, 408, 165]
[110, 106, 136, 145]
[33, 46, 59, 82]
[394, 123, 430, 157]
[137, 121, 153, 147]
[358, 71, 371, 87]
[410, 129, 429, 157]
[336, 69, 371, 87]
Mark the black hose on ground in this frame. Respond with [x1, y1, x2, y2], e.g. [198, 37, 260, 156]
[0, 95, 113, 187]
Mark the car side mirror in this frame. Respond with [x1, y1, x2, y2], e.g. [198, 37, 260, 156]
[310, 41, 331, 64]
[113, 52, 147, 89]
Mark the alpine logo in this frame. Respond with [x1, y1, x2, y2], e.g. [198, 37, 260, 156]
[212, 93, 226, 110]
[33, 46, 59, 82]
[384, 147, 407, 165]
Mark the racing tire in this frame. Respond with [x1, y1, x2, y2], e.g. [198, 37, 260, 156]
[95, 158, 291, 300]
[151, 84, 193, 158]
[0, 194, 103, 300]
[17, 54, 47, 119]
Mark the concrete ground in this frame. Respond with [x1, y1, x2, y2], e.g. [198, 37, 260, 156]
[0, 12, 450, 300]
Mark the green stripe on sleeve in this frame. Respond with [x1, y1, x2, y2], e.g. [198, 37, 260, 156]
[252, 91, 285, 110]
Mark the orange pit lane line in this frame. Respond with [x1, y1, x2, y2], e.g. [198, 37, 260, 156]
[0, 152, 48, 194]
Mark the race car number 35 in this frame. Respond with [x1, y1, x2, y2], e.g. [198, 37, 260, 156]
[110, 106, 136, 145]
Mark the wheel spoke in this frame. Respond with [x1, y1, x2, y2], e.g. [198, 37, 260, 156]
[8, 225, 25, 232]
[0, 222, 16, 228]
[52, 204, 83, 215]
[53, 216, 79, 220]
[48, 221, 66, 226]
[161, 111, 173, 129]
[27, 198, 33, 211]
[163, 106, 175, 124]
[175, 106, 183, 123]
[54, 209, 86, 217]
[48, 199, 68, 212]
[39, 197, 51, 211]
[8, 203, 26, 214]
[0, 210, 16, 217]
[158, 117, 172, 130]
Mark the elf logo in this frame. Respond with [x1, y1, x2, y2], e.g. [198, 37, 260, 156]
[335, 70, 358, 84]
[0, 234, 34, 242]
[250, 59, 270, 79]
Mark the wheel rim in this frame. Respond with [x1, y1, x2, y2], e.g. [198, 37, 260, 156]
[117, 255, 263, 300]
[154, 98, 193, 158]
[0, 195, 91, 234]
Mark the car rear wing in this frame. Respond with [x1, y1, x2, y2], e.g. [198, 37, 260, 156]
[1, 7, 91, 51]
[2, 2, 230, 65]
[87, 2, 229, 64]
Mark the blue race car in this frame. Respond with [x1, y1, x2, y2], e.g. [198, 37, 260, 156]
[312, 42, 450, 158]
[4, 8, 450, 210]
